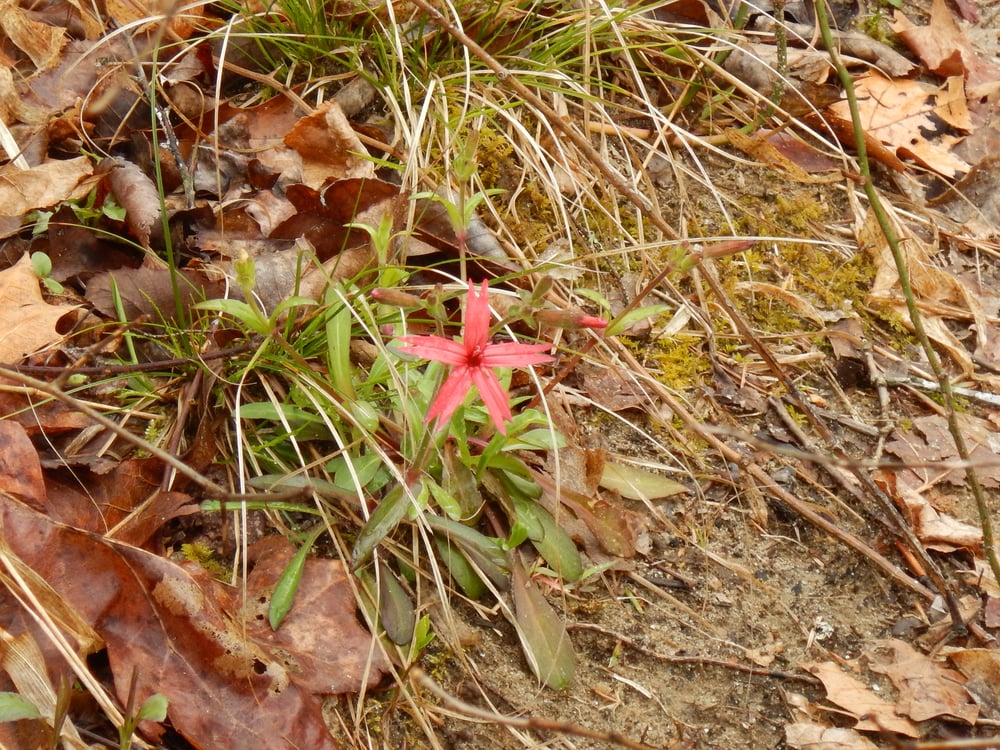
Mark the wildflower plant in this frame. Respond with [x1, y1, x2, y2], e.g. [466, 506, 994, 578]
[198, 245, 607, 688]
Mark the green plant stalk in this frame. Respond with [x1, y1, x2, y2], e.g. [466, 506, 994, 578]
[815, 0, 1000, 597]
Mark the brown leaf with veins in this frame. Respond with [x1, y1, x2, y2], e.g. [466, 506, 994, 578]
[893, 0, 1000, 88]
[245, 537, 391, 694]
[0, 493, 369, 749]
[867, 639, 978, 724]
[0, 254, 78, 363]
[804, 661, 920, 737]
[0, 157, 97, 217]
[0, 0, 67, 70]
[284, 100, 374, 189]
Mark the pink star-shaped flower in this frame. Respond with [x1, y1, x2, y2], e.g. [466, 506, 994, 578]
[397, 280, 554, 434]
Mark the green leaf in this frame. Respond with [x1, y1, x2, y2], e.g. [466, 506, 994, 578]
[525, 504, 583, 582]
[269, 525, 324, 630]
[29, 251, 52, 278]
[194, 298, 269, 334]
[600, 461, 687, 501]
[605, 304, 671, 337]
[510, 557, 575, 689]
[426, 515, 509, 589]
[351, 482, 417, 569]
[435, 534, 487, 598]
[136, 693, 169, 723]
[376, 561, 415, 645]
[0, 693, 41, 722]
[324, 286, 356, 400]
[441, 443, 484, 519]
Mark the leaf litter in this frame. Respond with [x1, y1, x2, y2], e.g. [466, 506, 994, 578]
[0, 0, 1000, 748]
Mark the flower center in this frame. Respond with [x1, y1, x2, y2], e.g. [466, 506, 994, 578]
[467, 344, 484, 367]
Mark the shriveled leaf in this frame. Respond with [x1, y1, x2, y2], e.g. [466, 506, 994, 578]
[804, 662, 919, 737]
[866, 639, 977, 724]
[600, 461, 687, 501]
[0, 0, 66, 70]
[0, 254, 78, 362]
[785, 722, 879, 750]
[510, 557, 575, 689]
[534, 470, 639, 558]
[284, 100, 375, 188]
[0, 157, 96, 218]
[101, 158, 162, 248]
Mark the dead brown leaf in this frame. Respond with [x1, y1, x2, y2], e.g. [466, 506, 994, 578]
[949, 648, 1000, 719]
[867, 639, 978, 724]
[785, 722, 879, 750]
[0, 254, 78, 363]
[0, 492, 382, 749]
[804, 661, 920, 737]
[284, 100, 375, 189]
[101, 157, 163, 249]
[893, 0, 1000, 89]
[827, 72, 971, 178]
[0, 0, 68, 71]
[0, 157, 97, 219]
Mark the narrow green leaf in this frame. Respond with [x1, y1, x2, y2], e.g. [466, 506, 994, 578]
[325, 286, 356, 400]
[269, 525, 324, 630]
[510, 557, 575, 689]
[426, 515, 509, 589]
[351, 482, 416, 569]
[376, 561, 415, 645]
[528, 505, 583, 582]
[0, 693, 41, 722]
[434, 534, 487, 598]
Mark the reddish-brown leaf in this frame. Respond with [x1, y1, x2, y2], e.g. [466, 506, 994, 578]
[245, 537, 391, 694]
[0, 421, 46, 507]
[0, 495, 357, 749]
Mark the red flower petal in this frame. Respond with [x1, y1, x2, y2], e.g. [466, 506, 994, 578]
[462, 280, 491, 353]
[471, 367, 513, 434]
[481, 341, 554, 368]
[425, 365, 474, 427]
[397, 335, 468, 365]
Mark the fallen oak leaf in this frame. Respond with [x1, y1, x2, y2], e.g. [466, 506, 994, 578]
[0, 254, 78, 363]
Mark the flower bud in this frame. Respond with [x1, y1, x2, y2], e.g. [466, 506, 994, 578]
[534, 308, 608, 329]
[371, 287, 424, 308]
